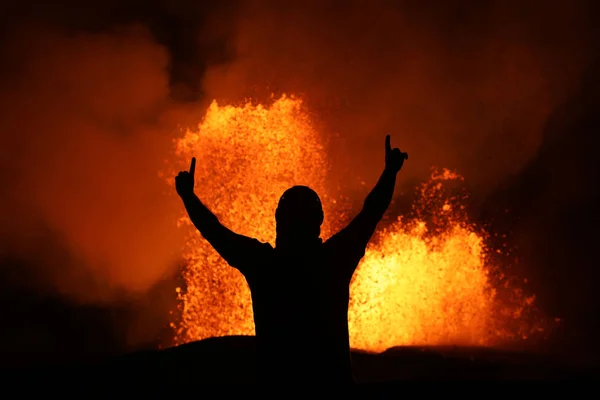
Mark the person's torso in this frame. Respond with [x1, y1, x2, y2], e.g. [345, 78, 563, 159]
[245, 242, 353, 378]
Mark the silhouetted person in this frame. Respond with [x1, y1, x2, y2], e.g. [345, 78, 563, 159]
[175, 135, 407, 384]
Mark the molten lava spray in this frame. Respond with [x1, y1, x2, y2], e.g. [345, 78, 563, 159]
[171, 95, 541, 352]
[348, 169, 537, 351]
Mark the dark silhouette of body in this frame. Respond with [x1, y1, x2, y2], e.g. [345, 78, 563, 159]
[175, 135, 407, 384]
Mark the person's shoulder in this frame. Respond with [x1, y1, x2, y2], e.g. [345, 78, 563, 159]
[324, 232, 365, 260]
[239, 239, 273, 274]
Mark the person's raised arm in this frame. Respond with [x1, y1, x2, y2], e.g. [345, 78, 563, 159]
[328, 135, 407, 272]
[175, 157, 265, 273]
[359, 135, 407, 222]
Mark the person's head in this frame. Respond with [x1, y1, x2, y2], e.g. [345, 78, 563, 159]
[275, 186, 323, 245]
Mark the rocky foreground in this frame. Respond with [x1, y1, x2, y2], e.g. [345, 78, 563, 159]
[2, 336, 597, 387]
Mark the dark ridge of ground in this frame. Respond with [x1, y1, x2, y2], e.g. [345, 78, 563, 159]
[1, 335, 597, 387]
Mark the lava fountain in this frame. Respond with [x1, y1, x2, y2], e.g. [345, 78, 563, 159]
[170, 95, 542, 352]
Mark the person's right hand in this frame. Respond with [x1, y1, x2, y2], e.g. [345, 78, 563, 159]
[385, 135, 408, 173]
[175, 157, 196, 198]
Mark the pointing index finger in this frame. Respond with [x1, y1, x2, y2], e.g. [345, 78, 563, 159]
[190, 157, 196, 177]
[385, 134, 391, 152]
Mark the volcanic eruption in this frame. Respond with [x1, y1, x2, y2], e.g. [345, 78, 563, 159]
[0, 0, 598, 380]
[169, 95, 545, 353]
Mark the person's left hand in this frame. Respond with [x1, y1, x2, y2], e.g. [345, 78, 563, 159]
[385, 135, 408, 173]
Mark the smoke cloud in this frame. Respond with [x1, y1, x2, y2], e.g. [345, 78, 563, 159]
[202, 0, 596, 198]
[0, 24, 186, 303]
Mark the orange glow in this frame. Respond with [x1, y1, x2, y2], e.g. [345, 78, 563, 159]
[171, 95, 541, 351]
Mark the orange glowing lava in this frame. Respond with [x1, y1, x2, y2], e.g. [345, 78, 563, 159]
[170, 95, 542, 352]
